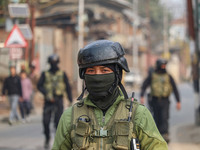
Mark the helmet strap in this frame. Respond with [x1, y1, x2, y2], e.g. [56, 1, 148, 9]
[119, 82, 129, 99]
[77, 87, 86, 100]
[113, 64, 128, 99]
[77, 80, 87, 100]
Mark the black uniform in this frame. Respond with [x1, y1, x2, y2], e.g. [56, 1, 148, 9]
[140, 69, 180, 135]
[37, 67, 72, 144]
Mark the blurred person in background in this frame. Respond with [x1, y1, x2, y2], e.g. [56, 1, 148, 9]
[29, 62, 38, 112]
[2, 65, 22, 125]
[140, 58, 181, 143]
[19, 70, 33, 123]
[146, 66, 155, 113]
[20, 64, 26, 72]
[37, 54, 73, 149]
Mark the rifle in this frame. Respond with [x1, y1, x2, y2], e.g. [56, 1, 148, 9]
[129, 92, 140, 150]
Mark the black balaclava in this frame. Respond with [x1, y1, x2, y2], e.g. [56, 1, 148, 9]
[84, 64, 120, 111]
[49, 61, 59, 73]
[156, 64, 167, 74]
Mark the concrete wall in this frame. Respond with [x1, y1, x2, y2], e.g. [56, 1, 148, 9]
[167, 54, 180, 84]
[35, 27, 54, 73]
[0, 48, 9, 77]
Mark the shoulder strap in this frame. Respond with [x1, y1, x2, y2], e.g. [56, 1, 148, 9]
[71, 101, 88, 122]
[71, 100, 97, 127]
[131, 101, 139, 137]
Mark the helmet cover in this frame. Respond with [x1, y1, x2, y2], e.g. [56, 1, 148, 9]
[156, 58, 167, 70]
[48, 54, 60, 64]
[78, 40, 130, 78]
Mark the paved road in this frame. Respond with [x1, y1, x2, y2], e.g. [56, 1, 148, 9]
[168, 83, 200, 150]
[0, 82, 200, 150]
[0, 114, 48, 150]
[169, 82, 195, 126]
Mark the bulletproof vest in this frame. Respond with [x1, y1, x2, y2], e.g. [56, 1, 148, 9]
[44, 70, 66, 99]
[151, 72, 172, 98]
[71, 99, 139, 150]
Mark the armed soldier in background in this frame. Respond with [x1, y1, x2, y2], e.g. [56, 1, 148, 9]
[37, 54, 73, 149]
[140, 58, 181, 143]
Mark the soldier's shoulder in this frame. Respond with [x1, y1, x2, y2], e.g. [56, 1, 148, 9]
[62, 106, 73, 117]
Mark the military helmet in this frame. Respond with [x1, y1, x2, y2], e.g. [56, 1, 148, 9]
[156, 58, 167, 70]
[48, 54, 60, 64]
[78, 40, 130, 79]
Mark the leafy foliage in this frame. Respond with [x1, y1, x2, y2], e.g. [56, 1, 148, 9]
[0, 0, 9, 26]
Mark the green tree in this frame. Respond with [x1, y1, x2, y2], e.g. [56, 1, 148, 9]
[0, 0, 11, 27]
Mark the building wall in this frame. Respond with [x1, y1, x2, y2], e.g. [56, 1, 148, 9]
[63, 27, 74, 82]
[0, 29, 9, 41]
[0, 47, 9, 77]
[35, 27, 54, 73]
[34, 1, 137, 96]
[0, 30, 10, 77]
[167, 54, 180, 84]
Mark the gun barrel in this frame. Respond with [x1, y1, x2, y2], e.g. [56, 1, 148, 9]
[128, 92, 135, 122]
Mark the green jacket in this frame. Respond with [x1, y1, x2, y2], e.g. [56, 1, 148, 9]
[52, 92, 168, 150]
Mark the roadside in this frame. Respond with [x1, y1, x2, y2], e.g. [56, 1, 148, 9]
[169, 123, 200, 150]
[0, 92, 43, 122]
[0, 91, 69, 150]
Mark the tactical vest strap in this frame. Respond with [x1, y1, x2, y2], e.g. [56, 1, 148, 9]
[93, 128, 112, 137]
[131, 101, 139, 138]
[44, 70, 66, 99]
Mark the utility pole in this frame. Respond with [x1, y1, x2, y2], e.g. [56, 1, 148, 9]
[195, 0, 199, 55]
[146, 0, 151, 70]
[78, 0, 84, 51]
[30, 1, 35, 63]
[163, 8, 169, 59]
[25, 0, 35, 64]
[25, 0, 29, 62]
[195, 0, 200, 125]
[132, 0, 138, 71]
[77, 0, 85, 94]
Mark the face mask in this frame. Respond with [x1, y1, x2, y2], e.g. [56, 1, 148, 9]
[50, 62, 59, 71]
[85, 73, 118, 110]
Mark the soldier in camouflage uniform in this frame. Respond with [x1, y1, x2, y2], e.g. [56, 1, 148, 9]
[37, 54, 73, 149]
[52, 40, 168, 150]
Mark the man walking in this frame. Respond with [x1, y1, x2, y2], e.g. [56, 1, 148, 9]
[2, 65, 22, 125]
[37, 54, 73, 149]
[140, 58, 181, 143]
